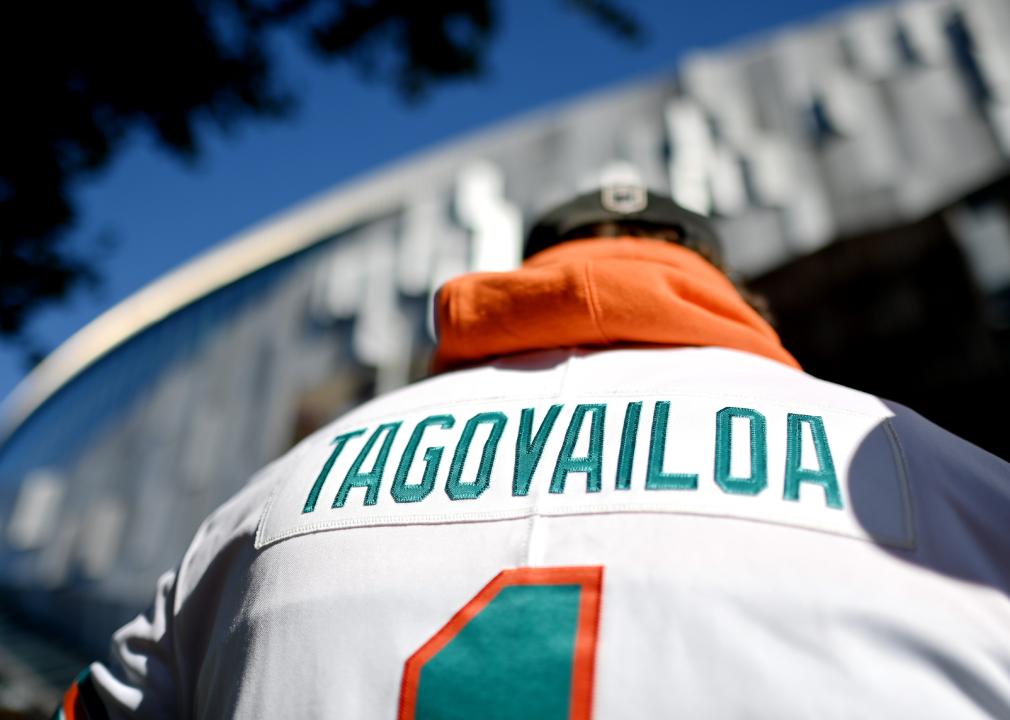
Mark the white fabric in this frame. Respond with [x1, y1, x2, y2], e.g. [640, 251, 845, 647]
[92, 348, 1010, 718]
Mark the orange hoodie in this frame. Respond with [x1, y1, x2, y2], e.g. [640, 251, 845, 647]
[432, 238, 799, 373]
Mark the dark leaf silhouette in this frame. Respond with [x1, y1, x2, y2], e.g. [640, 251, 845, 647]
[0, 0, 640, 363]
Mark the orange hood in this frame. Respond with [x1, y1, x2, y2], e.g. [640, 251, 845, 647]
[432, 238, 799, 373]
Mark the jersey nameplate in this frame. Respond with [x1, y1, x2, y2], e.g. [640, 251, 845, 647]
[256, 397, 914, 549]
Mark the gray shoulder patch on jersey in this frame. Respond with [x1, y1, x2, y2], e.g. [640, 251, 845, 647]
[255, 396, 915, 550]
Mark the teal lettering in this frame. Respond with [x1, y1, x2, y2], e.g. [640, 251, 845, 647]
[513, 405, 562, 497]
[615, 401, 642, 490]
[714, 407, 767, 495]
[550, 404, 606, 494]
[784, 414, 843, 509]
[446, 412, 507, 500]
[333, 423, 401, 508]
[646, 401, 698, 490]
[303, 429, 366, 513]
[391, 415, 455, 503]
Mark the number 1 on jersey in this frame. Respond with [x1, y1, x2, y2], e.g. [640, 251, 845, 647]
[398, 566, 604, 720]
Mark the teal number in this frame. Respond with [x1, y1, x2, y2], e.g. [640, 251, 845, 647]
[403, 568, 601, 720]
[416, 585, 581, 720]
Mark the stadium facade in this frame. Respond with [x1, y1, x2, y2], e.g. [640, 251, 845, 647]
[1, 0, 1009, 671]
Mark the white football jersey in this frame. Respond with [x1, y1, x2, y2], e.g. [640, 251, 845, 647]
[83, 348, 1010, 719]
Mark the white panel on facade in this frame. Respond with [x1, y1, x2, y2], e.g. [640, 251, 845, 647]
[181, 405, 226, 491]
[598, 161, 643, 188]
[710, 148, 749, 216]
[821, 70, 903, 194]
[666, 100, 714, 215]
[989, 103, 1010, 155]
[844, 9, 904, 79]
[681, 54, 730, 112]
[398, 195, 444, 296]
[354, 227, 412, 375]
[681, 54, 759, 149]
[78, 498, 126, 579]
[622, 117, 670, 192]
[786, 182, 836, 252]
[746, 137, 794, 207]
[973, 46, 1010, 107]
[34, 518, 78, 589]
[253, 275, 320, 473]
[426, 222, 470, 343]
[775, 35, 817, 107]
[310, 239, 366, 320]
[126, 444, 178, 571]
[203, 311, 260, 494]
[963, 0, 1010, 103]
[888, 63, 998, 214]
[947, 200, 1010, 293]
[745, 49, 798, 137]
[179, 308, 259, 496]
[718, 100, 760, 152]
[576, 167, 607, 194]
[898, 0, 953, 65]
[774, 27, 847, 110]
[821, 70, 881, 137]
[7, 469, 65, 550]
[969, 0, 1010, 152]
[717, 209, 790, 277]
[455, 160, 522, 272]
[565, 101, 638, 195]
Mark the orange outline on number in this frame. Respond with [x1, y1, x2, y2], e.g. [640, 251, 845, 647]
[398, 566, 604, 720]
[62, 680, 80, 719]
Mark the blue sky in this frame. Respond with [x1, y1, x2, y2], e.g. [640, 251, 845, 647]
[0, 0, 864, 400]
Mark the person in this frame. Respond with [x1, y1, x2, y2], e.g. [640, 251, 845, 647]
[57, 186, 1010, 719]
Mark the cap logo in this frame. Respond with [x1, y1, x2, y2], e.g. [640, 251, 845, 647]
[601, 185, 647, 214]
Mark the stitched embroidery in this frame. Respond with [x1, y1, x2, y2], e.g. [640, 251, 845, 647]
[615, 401, 642, 491]
[784, 413, 842, 509]
[714, 407, 768, 496]
[399, 567, 603, 720]
[550, 404, 606, 494]
[513, 405, 563, 497]
[261, 397, 905, 551]
[446, 412, 508, 500]
[303, 429, 366, 513]
[391, 415, 456, 503]
[646, 401, 698, 490]
[333, 423, 402, 507]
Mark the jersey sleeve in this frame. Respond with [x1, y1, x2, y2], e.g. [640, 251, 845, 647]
[51, 428, 322, 719]
[53, 568, 180, 720]
[886, 400, 1010, 590]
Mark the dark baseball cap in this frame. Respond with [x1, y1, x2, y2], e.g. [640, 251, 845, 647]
[524, 185, 722, 261]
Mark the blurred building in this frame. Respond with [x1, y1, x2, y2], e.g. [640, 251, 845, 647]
[1, 0, 1009, 704]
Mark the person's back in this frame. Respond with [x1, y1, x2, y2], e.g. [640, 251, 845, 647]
[58, 189, 1010, 719]
[70, 345, 1010, 718]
